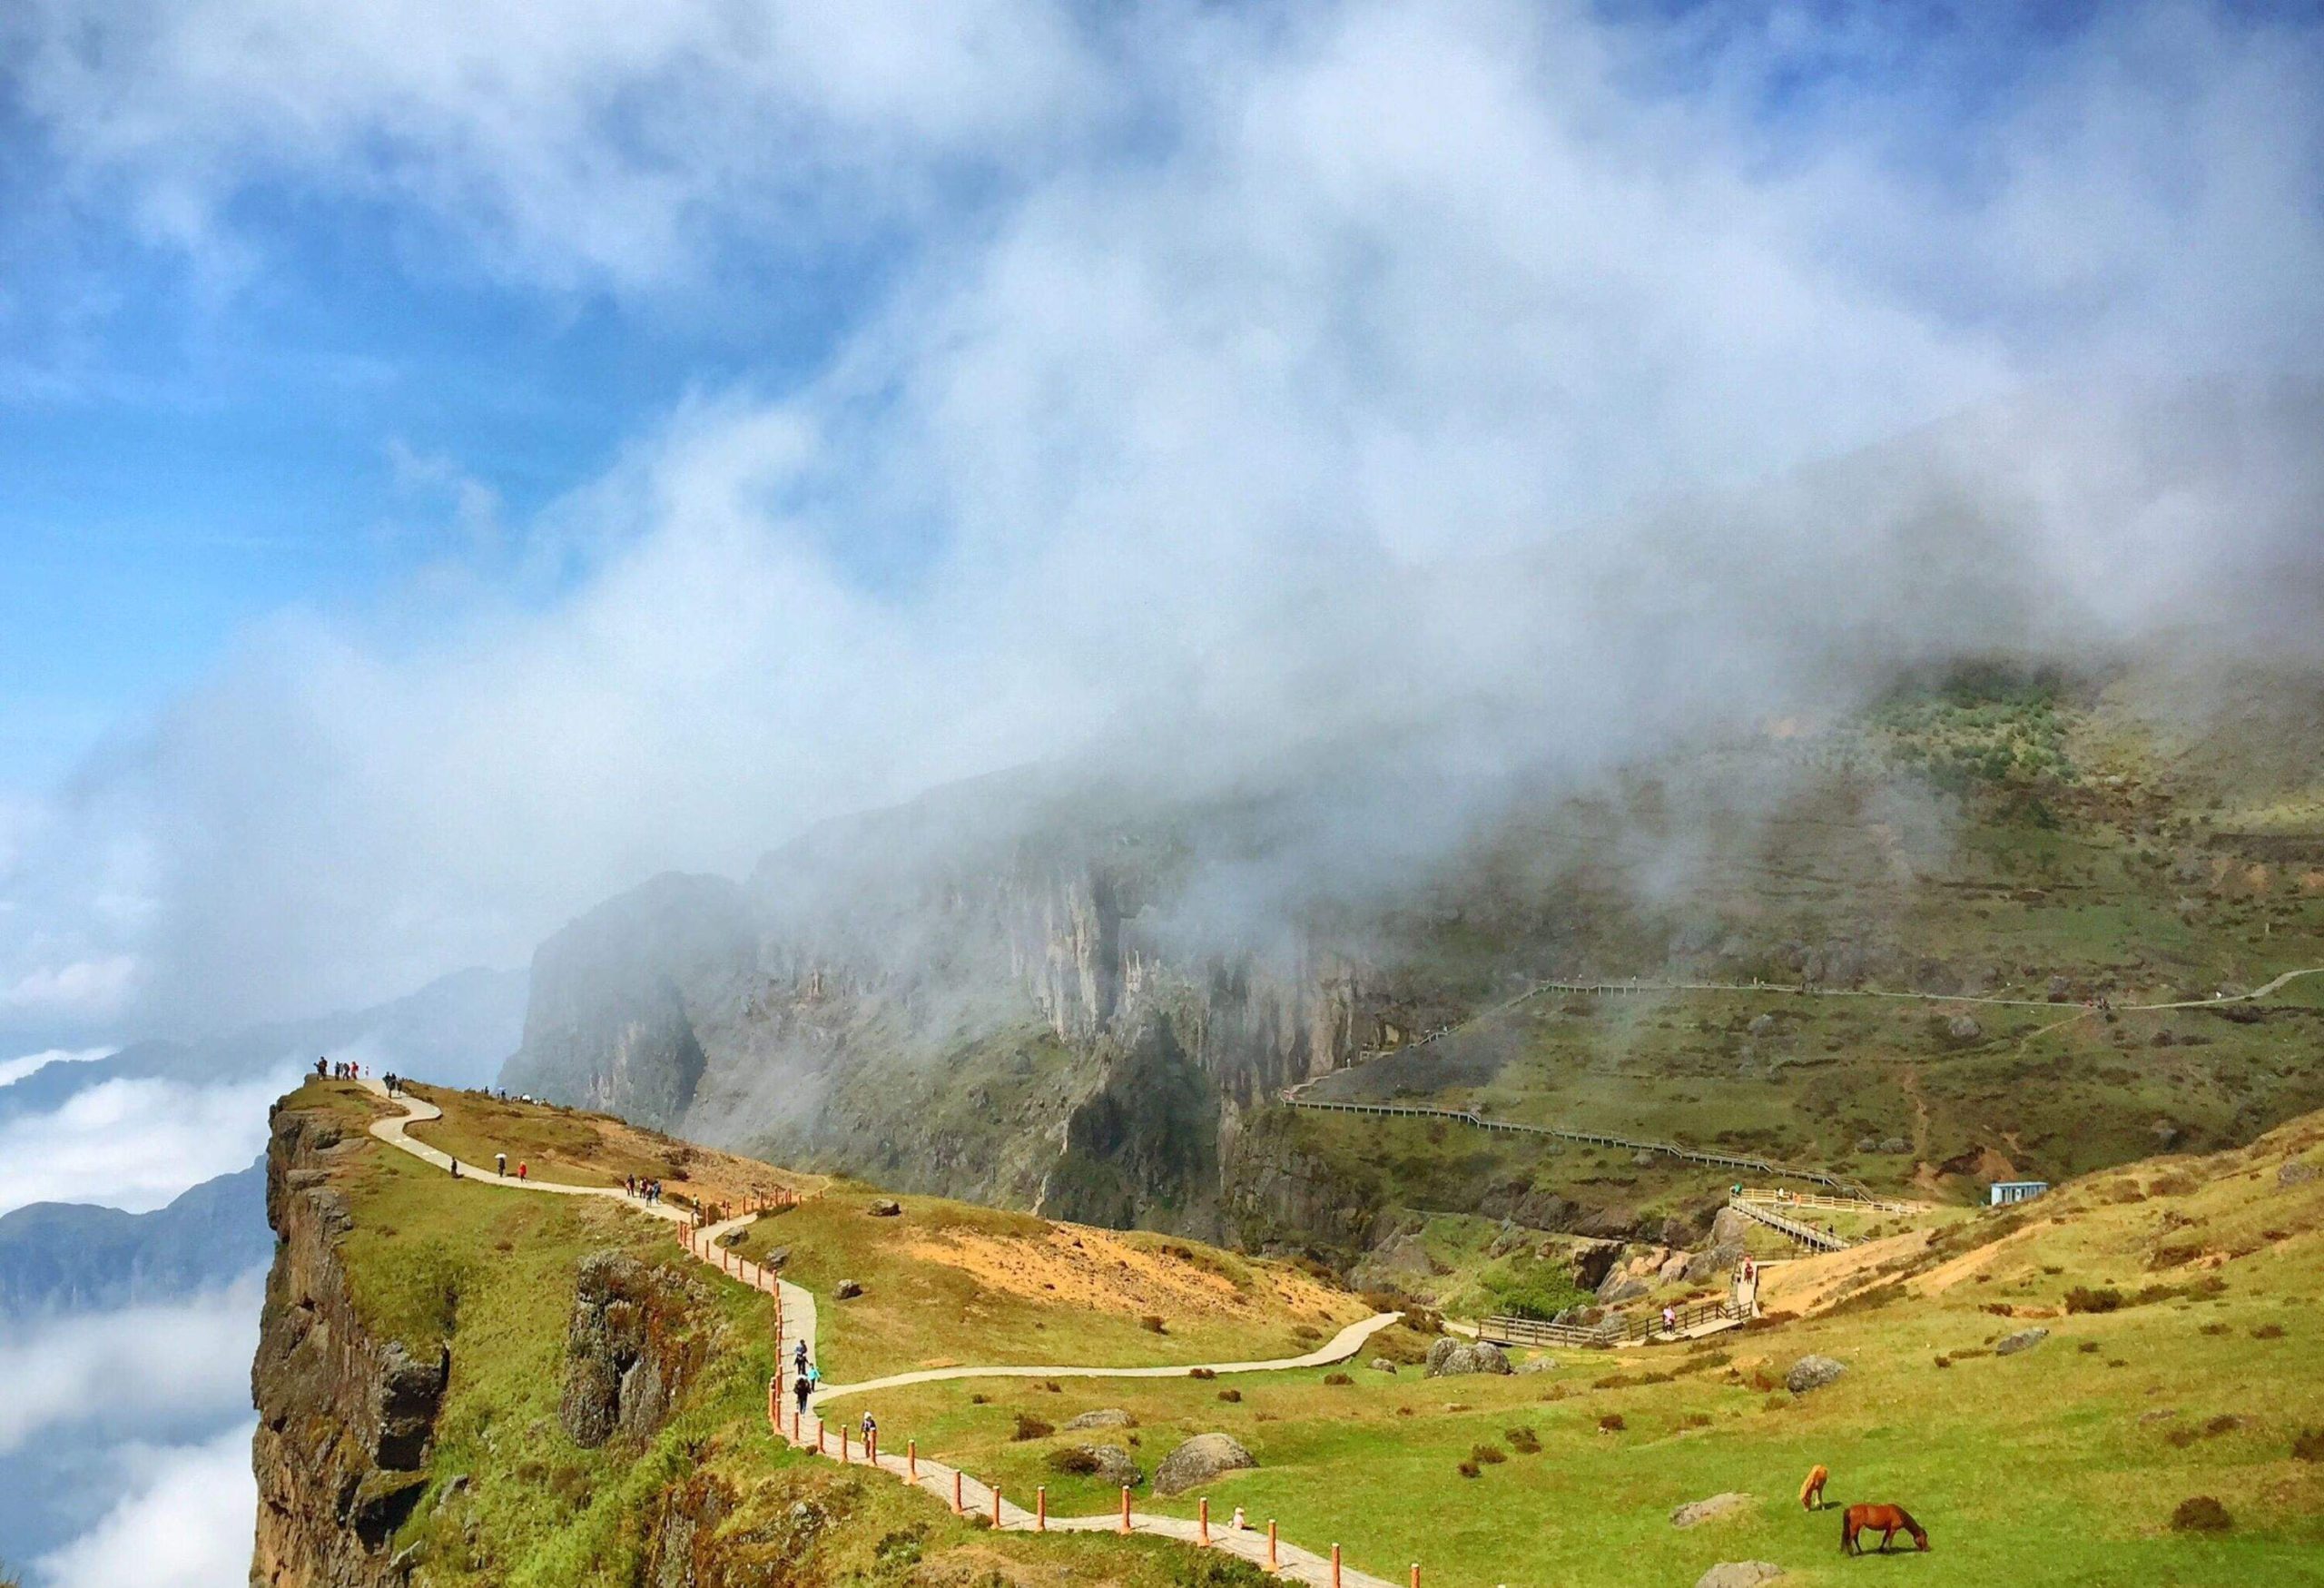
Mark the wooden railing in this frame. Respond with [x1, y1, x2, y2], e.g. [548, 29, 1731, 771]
[1478, 1294, 1747, 1350]
[1737, 1187, 1921, 1215]
[1727, 1194, 1852, 1252]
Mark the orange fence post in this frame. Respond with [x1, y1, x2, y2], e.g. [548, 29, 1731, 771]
[868, 1430, 878, 1464]
[817, 1425, 826, 1456]
[953, 1471, 964, 1514]
[1267, 1521, 1278, 1569]
[991, 1486, 1002, 1528]
[766, 1378, 776, 1431]
[908, 1440, 918, 1481]
[1410, 1566, 1420, 1588]
[1036, 1485, 1047, 1532]
[1198, 1498, 1210, 1547]
[1118, 1486, 1131, 1534]
[841, 1426, 850, 1464]
[1331, 1544, 1342, 1588]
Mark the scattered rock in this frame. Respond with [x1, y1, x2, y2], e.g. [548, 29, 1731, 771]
[1424, 1339, 1514, 1377]
[1051, 1444, 1141, 1486]
[1657, 1252, 1691, 1284]
[1599, 1276, 1649, 1305]
[1632, 1150, 1660, 1168]
[2139, 1408, 2180, 1424]
[1946, 1014, 1983, 1043]
[1063, 1408, 1134, 1431]
[2280, 1159, 2319, 1189]
[1994, 1327, 2051, 1356]
[1879, 1137, 1909, 1156]
[1695, 1563, 1785, 1588]
[1369, 1357, 1398, 1374]
[763, 1245, 792, 1269]
[1152, 1433, 1256, 1496]
[833, 1278, 863, 1300]
[866, 1198, 901, 1218]
[1854, 1136, 1879, 1154]
[1785, 1355, 1847, 1395]
[1748, 1014, 1778, 1039]
[1670, 1492, 1753, 1528]
[1571, 1241, 1624, 1289]
[1515, 1356, 1559, 1375]
[1709, 1208, 1753, 1248]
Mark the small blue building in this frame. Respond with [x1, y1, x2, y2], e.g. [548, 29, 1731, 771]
[1989, 1179, 2049, 1206]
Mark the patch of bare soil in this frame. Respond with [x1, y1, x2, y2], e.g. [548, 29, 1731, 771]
[1756, 1232, 1923, 1317]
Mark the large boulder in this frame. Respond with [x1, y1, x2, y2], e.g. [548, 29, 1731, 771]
[1424, 1339, 1513, 1377]
[1685, 1245, 1745, 1284]
[1994, 1327, 2050, 1356]
[1671, 1493, 1753, 1528]
[1599, 1276, 1649, 1305]
[833, 1278, 863, 1300]
[1785, 1355, 1847, 1395]
[1695, 1563, 1784, 1588]
[1946, 1015, 1983, 1043]
[1709, 1208, 1754, 1248]
[2280, 1159, 2319, 1189]
[866, 1198, 902, 1218]
[1656, 1252, 1691, 1284]
[1153, 1433, 1256, 1496]
[1515, 1356, 1559, 1375]
[1571, 1241, 1624, 1290]
[1063, 1408, 1134, 1431]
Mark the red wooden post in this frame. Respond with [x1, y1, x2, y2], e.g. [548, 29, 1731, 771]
[1118, 1485, 1131, 1534]
[1410, 1566, 1420, 1588]
[1198, 1498, 1210, 1547]
[1332, 1544, 1342, 1588]
[816, 1425, 826, 1455]
[841, 1426, 850, 1464]
[952, 1471, 964, 1514]
[1267, 1521, 1278, 1569]
[868, 1430, 878, 1464]
[766, 1377, 776, 1430]
[908, 1439, 918, 1481]
[991, 1486, 1002, 1528]
[1036, 1485, 1047, 1532]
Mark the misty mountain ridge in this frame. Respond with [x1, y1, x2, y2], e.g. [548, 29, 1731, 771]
[0, 1159, 270, 1317]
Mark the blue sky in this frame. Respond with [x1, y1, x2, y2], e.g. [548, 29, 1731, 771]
[0, 0, 2319, 1048]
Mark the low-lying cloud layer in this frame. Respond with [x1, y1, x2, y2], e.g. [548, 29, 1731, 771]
[2, 1, 2319, 1042]
[0, 1069, 296, 1214]
[31, 1423, 259, 1588]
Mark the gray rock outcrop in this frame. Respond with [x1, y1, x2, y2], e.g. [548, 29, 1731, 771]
[1785, 1355, 1847, 1394]
[1153, 1433, 1256, 1496]
[1424, 1338, 1513, 1377]
[1994, 1327, 2050, 1356]
[1063, 1408, 1134, 1431]
[559, 1251, 704, 1448]
[1671, 1492, 1753, 1528]
[1695, 1563, 1784, 1588]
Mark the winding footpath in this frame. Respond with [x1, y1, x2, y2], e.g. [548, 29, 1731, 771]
[359, 1080, 1406, 1588]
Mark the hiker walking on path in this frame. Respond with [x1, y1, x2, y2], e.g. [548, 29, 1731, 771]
[793, 1372, 811, 1416]
[496, 1153, 507, 1178]
[794, 1339, 809, 1376]
[860, 1411, 876, 1453]
[517, 1161, 528, 1181]
[1661, 1304, 1677, 1336]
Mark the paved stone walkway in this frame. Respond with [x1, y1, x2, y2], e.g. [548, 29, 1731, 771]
[359, 1080, 1406, 1587]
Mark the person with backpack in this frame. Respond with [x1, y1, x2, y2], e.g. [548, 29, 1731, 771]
[793, 1372, 811, 1417]
[496, 1153, 507, 1178]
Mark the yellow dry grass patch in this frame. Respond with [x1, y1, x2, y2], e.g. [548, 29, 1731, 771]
[895, 1223, 1335, 1324]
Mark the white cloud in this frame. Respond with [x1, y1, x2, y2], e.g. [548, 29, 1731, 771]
[0, 1046, 113, 1089]
[0, 2, 2319, 1032]
[33, 1423, 258, 1588]
[0, 1275, 262, 1455]
[0, 1070, 294, 1215]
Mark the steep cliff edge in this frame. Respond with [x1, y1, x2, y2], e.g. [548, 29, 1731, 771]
[252, 1097, 448, 1587]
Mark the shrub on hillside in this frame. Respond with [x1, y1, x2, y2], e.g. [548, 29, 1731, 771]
[1504, 1426, 1541, 1454]
[2065, 1287, 2124, 1314]
[1142, 1315, 1167, 1334]
[1598, 1414, 1626, 1433]
[1187, 1367, 1216, 1380]
[1048, 1447, 1101, 1475]
[2252, 1323, 2286, 1340]
[2171, 1497, 2231, 1533]
[1216, 1388, 1242, 1403]
[2292, 1428, 2324, 1463]
[1011, 1414, 1054, 1442]
[1456, 1460, 1481, 1479]
[1323, 1372, 1354, 1386]
[1471, 1444, 1506, 1465]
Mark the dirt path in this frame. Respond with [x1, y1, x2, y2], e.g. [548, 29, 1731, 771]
[359, 1080, 1404, 1588]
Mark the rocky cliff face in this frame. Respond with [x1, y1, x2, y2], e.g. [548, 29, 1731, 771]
[497, 794, 1428, 1240]
[251, 1101, 448, 1587]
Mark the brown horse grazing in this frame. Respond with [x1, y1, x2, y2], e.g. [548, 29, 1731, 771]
[1842, 1504, 1928, 1555]
[1799, 1465, 1829, 1511]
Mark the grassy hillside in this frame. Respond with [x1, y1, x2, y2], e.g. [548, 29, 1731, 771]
[834, 1110, 2324, 1587]
[289, 1079, 1360, 1585]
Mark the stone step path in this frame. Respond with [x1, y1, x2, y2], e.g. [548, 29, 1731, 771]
[358, 1080, 1409, 1587]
